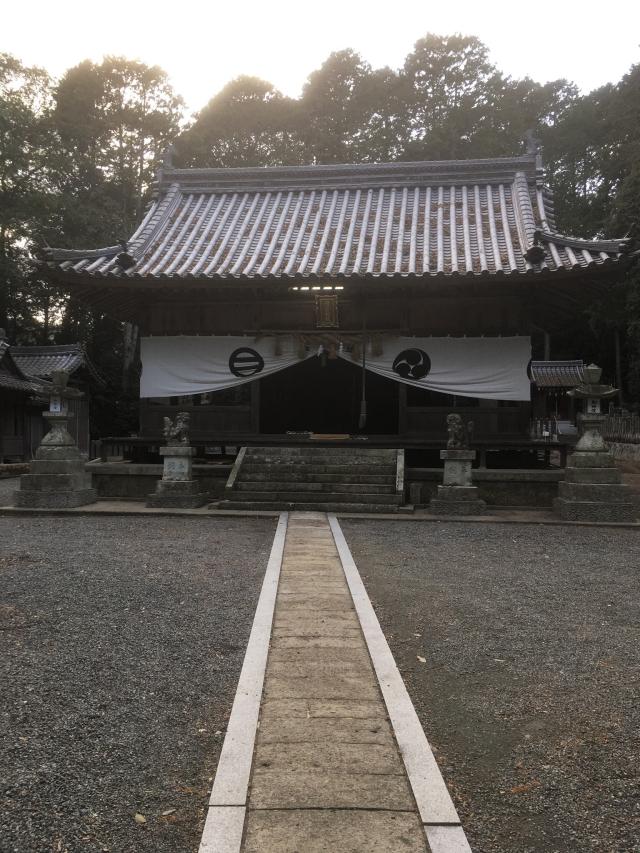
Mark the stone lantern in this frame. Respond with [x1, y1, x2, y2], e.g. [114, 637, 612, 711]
[553, 364, 636, 522]
[15, 369, 97, 507]
[569, 363, 618, 446]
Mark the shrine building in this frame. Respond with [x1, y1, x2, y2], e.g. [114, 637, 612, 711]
[40, 151, 636, 456]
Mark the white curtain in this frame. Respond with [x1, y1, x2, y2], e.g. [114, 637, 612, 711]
[342, 336, 531, 401]
[140, 335, 531, 401]
[140, 335, 312, 397]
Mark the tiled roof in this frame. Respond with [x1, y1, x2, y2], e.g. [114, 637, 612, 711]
[0, 342, 46, 393]
[11, 343, 105, 386]
[0, 369, 44, 393]
[530, 360, 585, 388]
[11, 344, 85, 379]
[39, 154, 634, 282]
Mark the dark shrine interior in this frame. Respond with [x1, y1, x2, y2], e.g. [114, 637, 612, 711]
[258, 355, 399, 435]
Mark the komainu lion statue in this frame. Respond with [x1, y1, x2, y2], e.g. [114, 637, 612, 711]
[446, 413, 474, 449]
[163, 411, 190, 445]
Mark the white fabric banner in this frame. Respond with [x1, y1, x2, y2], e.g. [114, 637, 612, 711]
[140, 335, 312, 397]
[140, 335, 531, 401]
[342, 336, 531, 401]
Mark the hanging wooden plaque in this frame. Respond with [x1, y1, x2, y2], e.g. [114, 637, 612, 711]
[315, 294, 339, 328]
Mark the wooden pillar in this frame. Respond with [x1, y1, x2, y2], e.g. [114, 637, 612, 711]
[251, 380, 260, 434]
[398, 383, 407, 436]
[614, 328, 624, 405]
[543, 332, 551, 361]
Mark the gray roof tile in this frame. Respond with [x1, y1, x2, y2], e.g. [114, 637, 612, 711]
[40, 155, 631, 282]
[530, 360, 585, 388]
[11, 345, 85, 379]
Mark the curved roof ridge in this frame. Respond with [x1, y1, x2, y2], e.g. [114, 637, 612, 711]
[155, 153, 541, 195]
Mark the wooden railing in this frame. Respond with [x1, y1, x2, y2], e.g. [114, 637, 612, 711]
[602, 413, 640, 444]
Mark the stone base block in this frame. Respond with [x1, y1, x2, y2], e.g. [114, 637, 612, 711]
[436, 485, 482, 501]
[147, 478, 207, 508]
[568, 451, 616, 469]
[18, 472, 92, 491]
[430, 498, 487, 516]
[440, 450, 476, 461]
[564, 466, 622, 484]
[14, 488, 98, 508]
[553, 497, 638, 523]
[34, 445, 84, 461]
[409, 483, 422, 506]
[558, 481, 631, 502]
[146, 492, 208, 508]
[28, 459, 87, 475]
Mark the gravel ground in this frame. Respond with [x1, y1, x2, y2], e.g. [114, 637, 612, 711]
[1, 515, 276, 853]
[341, 520, 640, 853]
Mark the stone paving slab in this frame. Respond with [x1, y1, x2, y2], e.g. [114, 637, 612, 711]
[243, 810, 428, 853]
[257, 716, 394, 744]
[259, 697, 387, 721]
[271, 625, 363, 639]
[273, 610, 360, 626]
[263, 673, 380, 700]
[249, 770, 416, 810]
[268, 646, 371, 664]
[270, 634, 365, 649]
[278, 582, 348, 593]
[254, 741, 405, 775]
[275, 594, 354, 609]
[267, 660, 371, 677]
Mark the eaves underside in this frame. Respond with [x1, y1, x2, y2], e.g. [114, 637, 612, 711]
[46, 260, 628, 291]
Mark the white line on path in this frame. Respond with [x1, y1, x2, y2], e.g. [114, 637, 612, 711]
[328, 514, 473, 853]
[198, 512, 288, 853]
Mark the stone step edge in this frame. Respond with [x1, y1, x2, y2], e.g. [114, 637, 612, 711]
[225, 491, 403, 503]
[219, 501, 408, 513]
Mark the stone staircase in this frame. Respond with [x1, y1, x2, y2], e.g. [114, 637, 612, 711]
[218, 446, 406, 513]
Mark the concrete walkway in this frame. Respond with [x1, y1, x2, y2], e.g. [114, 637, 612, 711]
[202, 511, 470, 852]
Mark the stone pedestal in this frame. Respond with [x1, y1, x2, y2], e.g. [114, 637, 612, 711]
[430, 450, 486, 516]
[147, 446, 207, 508]
[14, 412, 97, 508]
[554, 414, 637, 522]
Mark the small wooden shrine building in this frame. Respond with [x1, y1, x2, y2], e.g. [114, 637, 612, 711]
[11, 343, 104, 454]
[0, 337, 44, 461]
[39, 152, 636, 448]
[0, 339, 103, 459]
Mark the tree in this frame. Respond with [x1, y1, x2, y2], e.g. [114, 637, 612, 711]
[54, 57, 185, 226]
[398, 34, 504, 160]
[0, 53, 68, 340]
[300, 50, 401, 163]
[178, 76, 304, 168]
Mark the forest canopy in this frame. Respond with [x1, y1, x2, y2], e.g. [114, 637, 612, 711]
[1, 35, 639, 431]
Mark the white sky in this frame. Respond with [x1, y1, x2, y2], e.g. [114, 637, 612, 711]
[3, 0, 639, 115]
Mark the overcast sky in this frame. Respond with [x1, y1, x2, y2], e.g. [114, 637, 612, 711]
[3, 0, 639, 114]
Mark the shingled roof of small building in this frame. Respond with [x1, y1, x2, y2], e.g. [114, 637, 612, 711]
[11, 343, 105, 386]
[0, 340, 47, 394]
[38, 153, 636, 283]
[530, 360, 586, 388]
